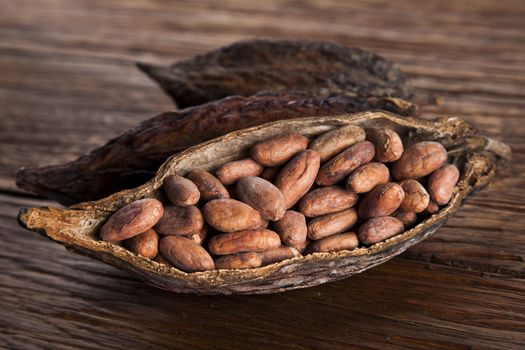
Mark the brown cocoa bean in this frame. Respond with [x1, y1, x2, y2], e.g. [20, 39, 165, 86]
[260, 246, 300, 265]
[250, 133, 309, 167]
[100, 198, 163, 242]
[298, 186, 358, 217]
[163, 175, 200, 206]
[392, 141, 447, 180]
[366, 128, 404, 162]
[208, 229, 281, 255]
[216, 158, 264, 185]
[203, 199, 262, 232]
[392, 210, 417, 226]
[316, 141, 375, 186]
[306, 232, 359, 253]
[428, 164, 460, 205]
[296, 238, 311, 254]
[424, 199, 440, 215]
[236, 177, 286, 221]
[358, 216, 404, 245]
[215, 252, 263, 270]
[124, 228, 159, 259]
[184, 226, 208, 245]
[358, 183, 405, 219]
[186, 169, 230, 202]
[155, 205, 204, 236]
[309, 125, 366, 162]
[260, 166, 281, 182]
[346, 162, 389, 193]
[160, 236, 215, 272]
[275, 150, 320, 208]
[398, 179, 430, 213]
[273, 210, 307, 250]
[308, 208, 358, 240]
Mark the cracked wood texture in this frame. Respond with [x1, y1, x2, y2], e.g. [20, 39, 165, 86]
[0, 0, 524, 349]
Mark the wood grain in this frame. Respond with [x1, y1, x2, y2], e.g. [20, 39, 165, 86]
[1, 0, 524, 348]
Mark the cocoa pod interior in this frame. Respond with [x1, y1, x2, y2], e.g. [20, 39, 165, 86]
[17, 112, 510, 295]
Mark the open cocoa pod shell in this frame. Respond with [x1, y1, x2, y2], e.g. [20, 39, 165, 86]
[18, 112, 510, 295]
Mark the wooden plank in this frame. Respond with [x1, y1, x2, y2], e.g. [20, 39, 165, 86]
[1, 193, 524, 350]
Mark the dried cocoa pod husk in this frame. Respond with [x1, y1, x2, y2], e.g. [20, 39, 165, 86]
[18, 112, 510, 295]
[16, 92, 417, 205]
[137, 39, 413, 108]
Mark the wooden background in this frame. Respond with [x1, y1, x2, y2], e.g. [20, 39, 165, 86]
[1, 0, 524, 349]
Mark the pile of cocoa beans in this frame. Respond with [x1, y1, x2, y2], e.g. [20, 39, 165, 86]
[99, 125, 459, 272]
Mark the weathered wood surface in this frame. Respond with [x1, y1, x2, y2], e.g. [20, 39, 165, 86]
[0, 0, 524, 348]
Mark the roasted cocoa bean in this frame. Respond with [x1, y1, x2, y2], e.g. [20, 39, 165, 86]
[309, 125, 366, 162]
[316, 141, 375, 186]
[251, 133, 309, 167]
[366, 128, 404, 162]
[215, 252, 263, 270]
[273, 210, 307, 250]
[275, 150, 320, 208]
[216, 158, 264, 185]
[100, 198, 163, 242]
[260, 246, 300, 265]
[236, 176, 286, 221]
[298, 186, 358, 217]
[163, 175, 200, 206]
[428, 164, 460, 205]
[124, 228, 159, 259]
[358, 183, 405, 219]
[203, 199, 262, 232]
[208, 229, 281, 255]
[358, 216, 404, 245]
[187, 169, 230, 202]
[160, 236, 215, 272]
[308, 208, 358, 240]
[398, 179, 430, 213]
[155, 205, 204, 236]
[392, 141, 447, 180]
[306, 232, 359, 253]
[346, 162, 389, 193]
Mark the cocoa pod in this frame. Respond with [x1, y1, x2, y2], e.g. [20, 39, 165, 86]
[159, 236, 215, 272]
[154, 205, 204, 236]
[163, 175, 200, 206]
[251, 133, 309, 167]
[215, 252, 262, 270]
[298, 186, 358, 217]
[428, 164, 460, 205]
[392, 141, 447, 180]
[275, 150, 320, 208]
[398, 179, 430, 213]
[316, 141, 375, 186]
[124, 228, 159, 259]
[16, 92, 416, 205]
[392, 210, 418, 226]
[309, 125, 366, 162]
[346, 162, 389, 193]
[203, 199, 262, 232]
[208, 229, 281, 255]
[358, 216, 404, 245]
[273, 210, 307, 250]
[100, 198, 163, 242]
[308, 208, 358, 240]
[236, 177, 286, 221]
[187, 169, 230, 202]
[138, 39, 413, 108]
[216, 158, 263, 185]
[358, 183, 405, 219]
[261, 246, 300, 265]
[366, 128, 404, 162]
[306, 232, 359, 253]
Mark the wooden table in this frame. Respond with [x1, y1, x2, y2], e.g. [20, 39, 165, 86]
[1, 1, 524, 349]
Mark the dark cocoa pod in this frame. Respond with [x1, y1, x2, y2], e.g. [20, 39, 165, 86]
[16, 92, 416, 205]
[137, 39, 413, 108]
[18, 113, 510, 295]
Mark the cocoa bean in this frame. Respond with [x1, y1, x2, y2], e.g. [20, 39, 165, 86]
[273, 210, 307, 250]
[398, 179, 430, 213]
[260, 246, 300, 265]
[215, 252, 262, 270]
[159, 236, 215, 272]
[208, 229, 281, 255]
[309, 125, 366, 162]
[392, 141, 447, 180]
[358, 183, 405, 219]
[428, 164, 460, 205]
[216, 158, 264, 185]
[298, 186, 358, 217]
[154, 205, 204, 236]
[346, 162, 389, 193]
[236, 176, 286, 221]
[306, 232, 359, 253]
[251, 133, 309, 166]
[187, 169, 230, 202]
[358, 216, 404, 244]
[163, 175, 200, 206]
[366, 128, 404, 162]
[124, 228, 159, 259]
[203, 199, 262, 233]
[308, 208, 358, 240]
